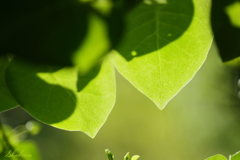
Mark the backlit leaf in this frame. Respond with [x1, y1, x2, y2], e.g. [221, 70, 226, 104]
[231, 151, 240, 160]
[205, 155, 228, 160]
[111, 0, 212, 109]
[6, 57, 115, 138]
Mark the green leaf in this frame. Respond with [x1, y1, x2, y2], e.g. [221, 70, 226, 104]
[0, 56, 18, 112]
[231, 151, 240, 160]
[211, 0, 240, 61]
[0, 125, 39, 159]
[115, 0, 194, 61]
[110, 0, 212, 109]
[205, 155, 228, 160]
[225, 1, 240, 28]
[105, 149, 114, 160]
[131, 155, 140, 160]
[124, 152, 130, 160]
[6, 57, 115, 138]
[72, 12, 111, 74]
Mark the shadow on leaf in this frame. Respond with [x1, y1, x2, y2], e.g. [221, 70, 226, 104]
[115, 0, 194, 61]
[77, 63, 101, 92]
[5, 59, 77, 124]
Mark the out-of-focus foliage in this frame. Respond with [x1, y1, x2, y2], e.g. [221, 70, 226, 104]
[26, 120, 41, 135]
[205, 155, 228, 160]
[225, 1, 240, 28]
[206, 151, 240, 160]
[0, 120, 41, 160]
[231, 151, 240, 160]
[211, 0, 240, 62]
[105, 149, 140, 160]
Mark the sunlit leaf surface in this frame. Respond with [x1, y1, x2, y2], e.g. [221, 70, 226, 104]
[6, 57, 115, 138]
[111, 0, 212, 109]
[205, 155, 228, 160]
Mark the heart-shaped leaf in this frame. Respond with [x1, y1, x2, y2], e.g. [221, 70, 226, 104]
[111, 0, 212, 109]
[6, 57, 115, 138]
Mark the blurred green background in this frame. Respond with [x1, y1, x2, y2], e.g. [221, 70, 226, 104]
[2, 42, 240, 160]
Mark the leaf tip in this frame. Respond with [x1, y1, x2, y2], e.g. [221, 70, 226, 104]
[131, 155, 140, 160]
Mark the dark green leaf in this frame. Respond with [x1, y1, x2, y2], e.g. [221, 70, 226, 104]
[0, 0, 114, 71]
[211, 0, 240, 61]
[0, 56, 18, 112]
[0, 1, 88, 66]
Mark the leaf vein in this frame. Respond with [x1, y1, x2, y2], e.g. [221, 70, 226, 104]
[132, 33, 156, 51]
[125, 19, 155, 37]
